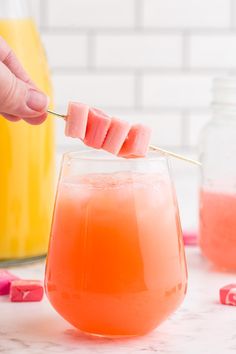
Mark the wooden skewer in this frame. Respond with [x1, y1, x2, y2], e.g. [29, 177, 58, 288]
[47, 109, 66, 119]
[149, 145, 201, 166]
[47, 109, 201, 166]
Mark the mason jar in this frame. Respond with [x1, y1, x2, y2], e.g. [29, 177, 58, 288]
[199, 77, 236, 270]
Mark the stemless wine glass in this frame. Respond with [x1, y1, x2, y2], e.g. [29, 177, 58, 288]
[45, 150, 187, 337]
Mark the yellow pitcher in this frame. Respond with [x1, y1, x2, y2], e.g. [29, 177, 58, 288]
[0, 0, 54, 260]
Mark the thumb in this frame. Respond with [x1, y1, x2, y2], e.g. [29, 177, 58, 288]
[0, 61, 48, 120]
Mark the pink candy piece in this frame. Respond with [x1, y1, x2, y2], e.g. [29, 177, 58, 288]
[220, 284, 236, 306]
[84, 108, 111, 149]
[0, 270, 18, 295]
[65, 102, 89, 139]
[183, 232, 198, 246]
[119, 124, 152, 158]
[102, 118, 131, 155]
[10, 280, 44, 302]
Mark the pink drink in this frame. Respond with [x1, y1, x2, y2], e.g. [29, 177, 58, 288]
[200, 189, 236, 270]
[46, 171, 187, 336]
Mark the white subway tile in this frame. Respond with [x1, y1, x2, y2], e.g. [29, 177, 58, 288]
[52, 73, 135, 109]
[95, 34, 182, 68]
[233, 1, 236, 29]
[190, 35, 236, 68]
[55, 110, 182, 148]
[29, 0, 41, 26]
[48, 0, 135, 28]
[142, 74, 213, 108]
[108, 110, 182, 145]
[188, 113, 211, 146]
[42, 34, 88, 68]
[142, 0, 230, 28]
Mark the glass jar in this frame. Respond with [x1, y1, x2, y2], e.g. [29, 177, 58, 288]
[0, 0, 54, 262]
[199, 77, 236, 270]
[45, 150, 187, 337]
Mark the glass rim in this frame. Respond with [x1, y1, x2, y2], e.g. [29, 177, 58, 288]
[63, 149, 168, 163]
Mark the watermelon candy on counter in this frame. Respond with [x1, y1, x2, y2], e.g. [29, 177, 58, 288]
[10, 279, 44, 302]
[0, 270, 19, 295]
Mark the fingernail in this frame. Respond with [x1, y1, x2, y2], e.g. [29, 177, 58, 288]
[26, 89, 49, 112]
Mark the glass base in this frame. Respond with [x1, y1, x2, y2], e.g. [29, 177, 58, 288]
[81, 330, 140, 339]
[73, 327, 149, 339]
[65, 327, 145, 341]
[0, 254, 46, 267]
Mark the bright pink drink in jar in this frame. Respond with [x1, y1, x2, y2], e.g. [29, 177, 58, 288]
[199, 77, 236, 270]
[200, 190, 236, 269]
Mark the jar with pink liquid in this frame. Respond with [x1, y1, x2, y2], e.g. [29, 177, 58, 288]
[199, 77, 236, 270]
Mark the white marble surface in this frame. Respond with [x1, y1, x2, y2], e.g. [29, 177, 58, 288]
[1, 248, 236, 354]
[0, 155, 234, 353]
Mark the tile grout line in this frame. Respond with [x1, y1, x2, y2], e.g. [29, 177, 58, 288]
[135, 0, 143, 29]
[39, 0, 48, 30]
[182, 31, 190, 70]
[134, 72, 142, 110]
[181, 111, 190, 147]
[50, 67, 230, 75]
[38, 27, 236, 35]
[230, 0, 235, 28]
[87, 31, 96, 70]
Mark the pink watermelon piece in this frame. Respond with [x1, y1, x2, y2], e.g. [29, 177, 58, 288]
[84, 108, 111, 149]
[220, 284, 236, 306]
[65, 101, 89, 139]
[10, 279, 44, 302]
[119, 124, 151, 158]
[0, 270, 19, 295]
[102, 118, 131, 155]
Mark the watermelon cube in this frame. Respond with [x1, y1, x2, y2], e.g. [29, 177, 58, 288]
[102, 118, 131, 155]
[119, 124, 151, 158]
[65, 101, 89, 140]
[84, 108, 111, 149]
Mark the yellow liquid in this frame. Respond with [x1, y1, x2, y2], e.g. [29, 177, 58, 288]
[0, 19, 54, 259]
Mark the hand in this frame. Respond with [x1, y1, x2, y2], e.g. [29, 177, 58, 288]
[0, 37, 49, 125]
